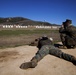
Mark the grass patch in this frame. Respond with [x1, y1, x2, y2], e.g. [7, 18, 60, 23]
[0, 29, 58, 36]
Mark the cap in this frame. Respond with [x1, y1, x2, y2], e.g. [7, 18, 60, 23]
[65, 19, 72, 24]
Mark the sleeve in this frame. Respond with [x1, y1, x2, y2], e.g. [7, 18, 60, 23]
[37, 39, 41, 49]
[59, 27, 66, 33]
[65, 26, 72, 33]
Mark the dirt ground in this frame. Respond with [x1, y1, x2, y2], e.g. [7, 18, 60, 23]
[0, 45, 76, 75]
[0, 30, 60, 47]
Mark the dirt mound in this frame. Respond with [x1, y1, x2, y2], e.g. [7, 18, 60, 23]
[0, 45, 76, 75]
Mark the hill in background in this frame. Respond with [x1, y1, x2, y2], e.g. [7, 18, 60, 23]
[0, 17, 60, 26]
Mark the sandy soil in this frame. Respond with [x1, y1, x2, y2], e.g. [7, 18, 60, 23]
[0, 45, 76, 75]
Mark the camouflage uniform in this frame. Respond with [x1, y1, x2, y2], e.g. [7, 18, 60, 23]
[59, 25, 76, 48]
[32, 38, 75, 62]
[60, 33, 66, 46]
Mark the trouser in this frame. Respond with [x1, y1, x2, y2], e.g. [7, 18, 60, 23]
[31, 45, 75, 63]
[65, 35, 76, 47]
[60, 33, 76, 48]
[60, 33, 66, 46]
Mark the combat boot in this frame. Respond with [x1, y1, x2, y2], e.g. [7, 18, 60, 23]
[59, 46, 67, 49]
[20, 58, 38, 69]
[20, 62, 33, 69]
[73, 45, 76, 49]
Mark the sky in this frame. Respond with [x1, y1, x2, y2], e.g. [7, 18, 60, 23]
[0, 0, 76, 25]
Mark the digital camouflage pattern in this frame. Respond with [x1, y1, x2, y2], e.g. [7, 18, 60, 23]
[20, 37, 76, 69]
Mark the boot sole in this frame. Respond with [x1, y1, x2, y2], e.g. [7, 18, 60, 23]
[20, 62, 32, 69]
